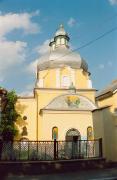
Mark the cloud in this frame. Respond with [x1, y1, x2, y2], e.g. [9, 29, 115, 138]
[67, 17, 76, 27]
[36, 39, 50, 55]
[98, 61, 113, 70]
[108, 0, 117, 5]
[0, 11, 40, 39]
[27, 59, 38, 74]
[0, 39, 27, 75]
[107, 61, 113, 67]
[18, 90, 33, 97]
[26, 83, 34, 90]
[98, 64, 105, 69]
[27, 39, 50, 74]
[0, 77, 4, 82]
[18, 82, 34, 97]
[0, 11, 40, 80]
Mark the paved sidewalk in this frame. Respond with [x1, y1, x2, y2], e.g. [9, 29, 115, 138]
[5, 168, 117, 180]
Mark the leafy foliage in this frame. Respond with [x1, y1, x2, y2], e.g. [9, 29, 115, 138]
[0, 90, 19, 141]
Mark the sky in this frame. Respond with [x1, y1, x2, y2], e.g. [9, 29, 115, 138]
[0, 0, 117, 95]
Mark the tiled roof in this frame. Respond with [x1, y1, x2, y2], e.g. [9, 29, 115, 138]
[96, 79, 117, 98]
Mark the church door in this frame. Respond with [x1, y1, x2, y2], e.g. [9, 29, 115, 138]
[65, 128, 81, 158]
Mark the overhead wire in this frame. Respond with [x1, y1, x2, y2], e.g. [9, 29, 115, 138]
[67, 12, 117, 41]
[26, 12, 117, 61]
[51, 12, 117, 60]
[52, 25, 117, 61]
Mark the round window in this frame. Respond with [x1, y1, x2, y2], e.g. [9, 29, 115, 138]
[23, 116, 27, 120]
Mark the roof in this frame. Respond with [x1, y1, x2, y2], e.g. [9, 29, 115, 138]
[92, 105, 111, 112]
[96, 79, 117, 98]
[37, 46, 88, 71]
[37, 24, 88, 72]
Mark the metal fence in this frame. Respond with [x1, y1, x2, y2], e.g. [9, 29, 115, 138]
[0, 139, 102, 161]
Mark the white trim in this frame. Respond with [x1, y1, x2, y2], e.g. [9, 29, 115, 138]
[61, 75, 70, 87]
[71, 68, 75, 85]
[37, 78, 44, 88]
[113, 89, 117, 94]
[87, 79, 92, 88]
[56, 69, 60, 88]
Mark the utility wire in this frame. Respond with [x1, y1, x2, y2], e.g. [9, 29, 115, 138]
[53, 26, 117, 60]
[74, 26, 117, 51]
[27, 13, 117, 61]
[70, 12, 117, 40]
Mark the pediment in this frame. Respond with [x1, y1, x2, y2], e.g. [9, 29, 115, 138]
[43, 94, 97, 111]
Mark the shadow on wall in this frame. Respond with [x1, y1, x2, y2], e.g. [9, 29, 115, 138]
[93, 106, 117, 162]
[15, 102, 28, 140]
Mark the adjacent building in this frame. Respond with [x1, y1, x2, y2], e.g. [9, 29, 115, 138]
[93, 80, 117, 161]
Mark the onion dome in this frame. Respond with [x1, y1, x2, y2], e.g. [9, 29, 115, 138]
[55, 24, 68, 36]
[37, 24, 88, 72]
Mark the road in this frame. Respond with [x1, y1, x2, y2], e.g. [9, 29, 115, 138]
[4, 168, 117, 180]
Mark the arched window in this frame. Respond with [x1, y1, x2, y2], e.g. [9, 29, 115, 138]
[56, 38, 60, 45]
[61, 38, 65, 44]
[21, 126, 28, 136]
[52, 127, 58, 140]
[61, 75, 70, 87]
[87, 126, 93, 140]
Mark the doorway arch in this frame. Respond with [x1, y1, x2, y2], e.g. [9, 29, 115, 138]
[66, 128, 81, 141]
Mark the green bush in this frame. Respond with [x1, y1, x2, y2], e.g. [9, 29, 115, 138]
[0, 90, 20, 141]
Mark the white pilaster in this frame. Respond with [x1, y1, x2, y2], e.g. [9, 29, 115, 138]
[56, 69, 60, 88]
[71, 68, 75, 85]
[87, 79, 92, 88]
[37, 78, 44, 88]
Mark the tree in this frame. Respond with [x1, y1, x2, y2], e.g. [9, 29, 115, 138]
[0, 90, 19, 141]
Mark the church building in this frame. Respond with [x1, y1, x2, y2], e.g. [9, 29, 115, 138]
[16, 24, 97, 142]
[15, 24, 117, 162]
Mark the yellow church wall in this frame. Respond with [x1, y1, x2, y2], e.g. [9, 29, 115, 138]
[77, 90, 96, 103]
[35, 88, 96, 109]
[16, 97, 37, 140]
[40, 110, 93, 140]
[39, 69, 56, 88]
[60, 67, 70, 86]
[38, 67, 90, 89]
[34, 88, 96, 140]
[39, 69, 49, 79]
[44, 69, 56, 88]
[14, 87, 96, 141]
[60, 66, 69, 75]
[75, 69, 88, 89]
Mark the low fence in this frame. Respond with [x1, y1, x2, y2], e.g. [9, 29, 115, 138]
[0, 139, 103, 161]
